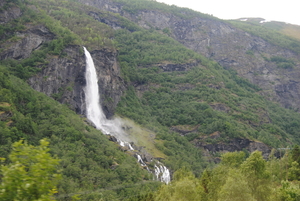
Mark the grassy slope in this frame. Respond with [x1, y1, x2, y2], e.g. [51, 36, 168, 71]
[229, 18, 300, 53]
[236, 18, 300, 41]
[263, 21, 300, 41]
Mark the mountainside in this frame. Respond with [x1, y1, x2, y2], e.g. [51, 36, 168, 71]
[2, 0, 300, 200]
[235, 18, 300, 41]
[77, 0, 300, 111]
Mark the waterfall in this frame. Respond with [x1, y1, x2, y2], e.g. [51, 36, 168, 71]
[83, 47, 170, 184]
[83, 47, 126, 139]
[155, 163, 170, 184]
[83, 47, 107, 131]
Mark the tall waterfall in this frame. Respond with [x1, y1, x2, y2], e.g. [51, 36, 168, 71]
[83, 47, 107, 131]
[83, 47, 127, 140]
[83, 47, 170, 184]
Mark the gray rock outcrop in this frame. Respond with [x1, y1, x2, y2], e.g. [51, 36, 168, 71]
[28, 47, 126, 118]
[0, 25, 55, 60]
[193, 131, 271, 160]
[0, 0, 22, 24]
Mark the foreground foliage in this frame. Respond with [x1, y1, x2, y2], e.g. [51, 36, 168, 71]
[151, 150, 300, 201]
[0, 139, 60, 201]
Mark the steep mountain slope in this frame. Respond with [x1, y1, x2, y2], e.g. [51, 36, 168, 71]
[77, 0, 300, 112]
[2, 0, 300, 200]
[66, 0, 300, 146]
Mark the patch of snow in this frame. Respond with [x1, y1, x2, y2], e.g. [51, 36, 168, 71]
[260, 19, 271, 23]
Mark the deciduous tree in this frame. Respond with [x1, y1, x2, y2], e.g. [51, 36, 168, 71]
[0, 139, 61, 201]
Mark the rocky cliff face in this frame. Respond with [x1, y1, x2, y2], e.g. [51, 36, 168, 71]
[28, 46, 125, 119]
[28, 45, 87, 115]
[89, 48, 126, 118]
[192, 131, 272, 161]
[0, 25, 55, 60]
[78, 0, 300, 111]
[0, 0, 22, 25]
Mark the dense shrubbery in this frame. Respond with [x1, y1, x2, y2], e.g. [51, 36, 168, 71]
[0, 139, 61, 201]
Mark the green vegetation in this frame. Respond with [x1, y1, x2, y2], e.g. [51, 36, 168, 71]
[229, 20, 300, 54]
[0, 65, 159, 200]
[270, 56, 296, 69]
[113, 22, 300, 150]
[32, 0, 115, 50]
[236, 19, 300, 42]
[0, 0, 80, 79]
[112, 0, 218, 20]
[151, 149, 300, 201]
[0, 139, 61, 201]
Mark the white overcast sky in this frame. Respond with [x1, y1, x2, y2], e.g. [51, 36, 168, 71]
[157, 0, 300, 26]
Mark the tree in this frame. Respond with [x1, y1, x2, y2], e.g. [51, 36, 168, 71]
[220, 151, 245, 168]
[0, 139, 61, 201]
[291, 145, 300, 164]
[278, 180, 300, 201]
[154, 168, 204, 201]
[218, 169, 255, 201]
[288, 161, 300, 181]
[241, 151, 272, 201]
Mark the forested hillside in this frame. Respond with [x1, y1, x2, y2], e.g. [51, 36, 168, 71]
[1, 0, 300, 200]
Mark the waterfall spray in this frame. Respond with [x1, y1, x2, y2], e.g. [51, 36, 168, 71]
[83, 47, 170, 184]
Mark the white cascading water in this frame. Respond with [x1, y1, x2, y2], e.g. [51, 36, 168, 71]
[84, 47, 107, 131]
[155, 163, 171, 184]
[83, 47, 170, 184]
[84, 47, 127, 139]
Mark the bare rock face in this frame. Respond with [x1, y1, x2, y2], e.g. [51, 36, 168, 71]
[90, 49, 126, 118]
[193, 132, 271, 159]
[77, 0, 122, 13]
[0, 0, 22, 24]
[28, 45, 87, 114]
[28, 47, 126, 118]
[0, 25, 55, 60]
